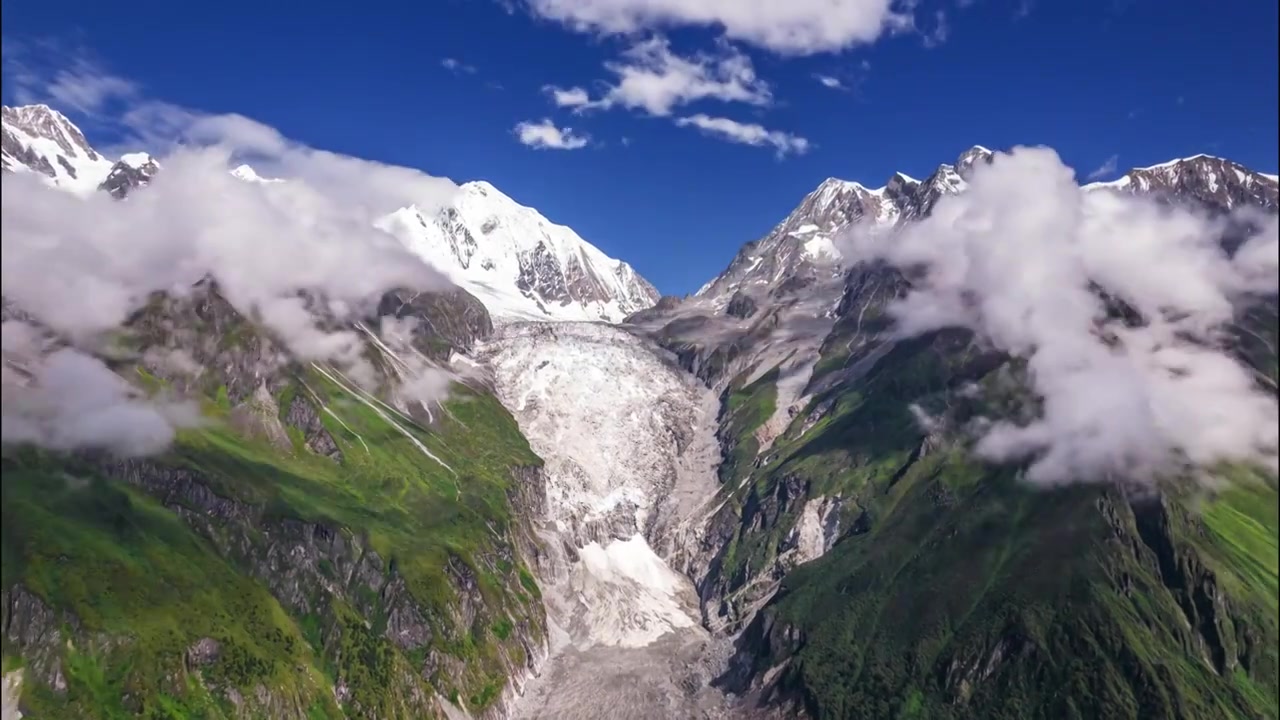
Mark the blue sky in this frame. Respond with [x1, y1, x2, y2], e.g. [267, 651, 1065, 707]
[3, 0, 1277, 295]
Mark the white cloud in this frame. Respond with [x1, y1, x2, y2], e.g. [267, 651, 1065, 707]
[544, 84, 592, 107]
[3, 44, 137, 115]
[2, 337, 201, 457]
[814, 74, 846, 90]
[1087, 154, 1119, 180]
[565, 37, 771, 117]
[514, 118, 591, 149]
[674, 114, 810, 157]
[441, 57, 477, 74]
[814, 59, 872, 94]
[1, 52, 467, 453]
[523, 0, 915, 55]
[841, 147, 1279, 485]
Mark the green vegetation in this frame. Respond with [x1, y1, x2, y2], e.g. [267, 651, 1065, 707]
[1, 449, 340, 719]
[714, 329, 1279, 720]
[717, 364, 780, 485]
[3, 360, 547, 717]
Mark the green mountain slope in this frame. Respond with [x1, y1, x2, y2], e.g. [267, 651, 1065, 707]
[712, 316, 1279, 720]
[2, 284, 549, 719]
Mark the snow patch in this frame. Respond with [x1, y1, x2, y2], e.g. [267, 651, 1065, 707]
[230, 164, 282, 183]
[1, 669, 21, 720]
[119, 152, 156, 169]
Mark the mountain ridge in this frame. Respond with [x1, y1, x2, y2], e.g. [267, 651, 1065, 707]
[0, 103, 661, 326]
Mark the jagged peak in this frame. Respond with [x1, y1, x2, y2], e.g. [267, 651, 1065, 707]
[1136, 153, 1233, 172]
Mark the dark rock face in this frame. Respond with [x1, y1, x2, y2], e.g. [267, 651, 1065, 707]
[375, 286, 493, 360]
[725, 291, 759, 319]
[98, 155, 161, 198]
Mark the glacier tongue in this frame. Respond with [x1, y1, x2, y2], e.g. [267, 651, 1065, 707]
[478, 321, 716, 647]
[478, 321, 736, 718]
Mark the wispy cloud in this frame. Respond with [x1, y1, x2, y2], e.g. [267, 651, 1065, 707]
[514, 118, 591, 150]
[674, 114, 810, 157]
[814, 74, 846, 90]
[3, 40, 138, 116]
[922, 10, 950, 48]
[813, 59, 871, 95]
[441, 57, 477, 75]
[1087, 154, 1119, 180]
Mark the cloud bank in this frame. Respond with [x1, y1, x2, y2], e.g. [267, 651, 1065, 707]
[2, 51, 467, 456]
[842, 146, 1279, 485]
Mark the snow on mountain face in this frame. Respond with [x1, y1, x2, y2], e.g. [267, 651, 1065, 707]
[1084, 154, 1279, 212]
[2, 103, 659, 326]
[695, 146, 994, 303]
[379, 182, 659, 324]
[1, 104, 115, 194]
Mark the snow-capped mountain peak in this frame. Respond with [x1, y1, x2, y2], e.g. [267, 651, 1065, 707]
[378, 180, 659, 323]
[99, 152, 162, 199]
[3, 102, 659, 326]
[1, 103, 116, 194]
[230, 164, 283, 183]
[1084, 153, 1278, 211]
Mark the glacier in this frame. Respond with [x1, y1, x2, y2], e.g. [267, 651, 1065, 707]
[477, 321, 737, 718]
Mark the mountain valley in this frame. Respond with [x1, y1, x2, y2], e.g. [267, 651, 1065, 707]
[2, 102, 1278, 720]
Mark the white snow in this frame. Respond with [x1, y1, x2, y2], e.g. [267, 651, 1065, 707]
[119, 152, 156, 169]
[1, 669, 21, 720]
[2, 105, 114, 194]
[378, 181, 656, 323]
[229, 164, 283, 183]
[479, 321, 712, 649]
[802, 234, 840, 260]
[572, 535, 698, 647]
[1084, 174, 1133, 192]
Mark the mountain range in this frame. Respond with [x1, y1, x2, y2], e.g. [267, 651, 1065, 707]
[2, 103, 1278, 720]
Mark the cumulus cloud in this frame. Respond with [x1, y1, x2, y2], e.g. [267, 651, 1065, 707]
[544, 84, 592, 108]
[522, 0, 915, 55]
[674, 114, 810, 157]
[841, 146, 1279, 485]
[564, 37, 771, 117]
[514, 118, 591, 149]
[1087, 154, 1119, 180]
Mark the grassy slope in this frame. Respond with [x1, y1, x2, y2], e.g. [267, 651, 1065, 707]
[717, 365, 780, 486]
[1, 367, 545, 718]
[725, 331, 1279, 719]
